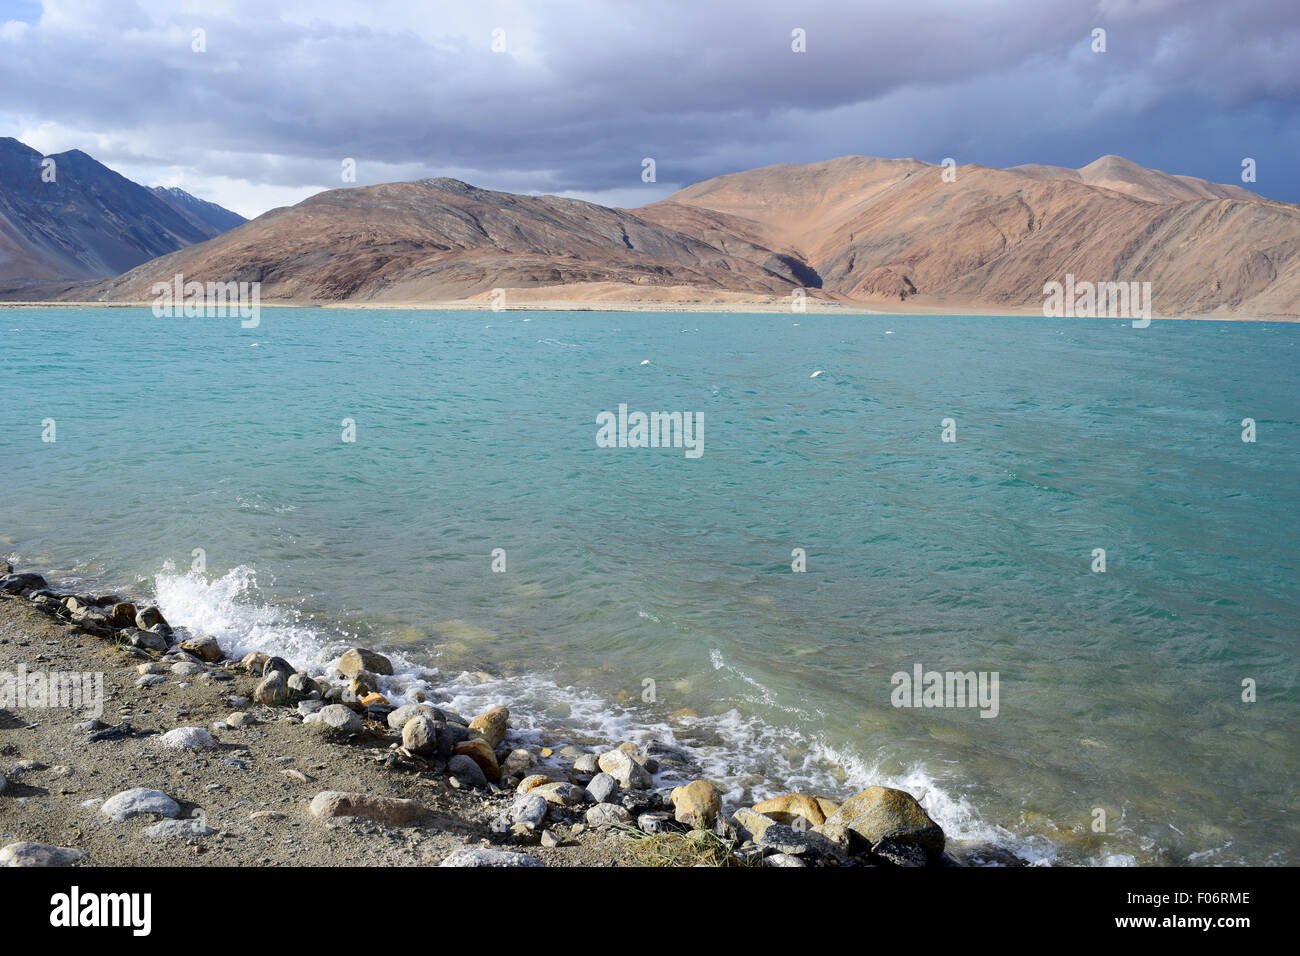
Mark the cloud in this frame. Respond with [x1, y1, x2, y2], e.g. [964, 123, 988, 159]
[1, 0, 1297, 215]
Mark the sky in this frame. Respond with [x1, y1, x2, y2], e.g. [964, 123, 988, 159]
[0, 0, 1296, 219]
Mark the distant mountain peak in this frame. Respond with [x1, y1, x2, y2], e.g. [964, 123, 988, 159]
[0, 137, 247, 281]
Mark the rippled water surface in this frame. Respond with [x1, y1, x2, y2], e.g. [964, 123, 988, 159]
[3, 308, 1297, 864]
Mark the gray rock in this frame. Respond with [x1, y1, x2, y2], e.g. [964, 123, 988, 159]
[597, 749, 652, 789]
[337, 647, 394, 677]
[0, 572, 47, 594]
[572, 753, 601, 774]
[439, 848, 544, 867]
[143, 817, 215, 839]
[755, 822, 835, 856]
[511, 793, 548, 827]
[134, 606, 170, 632]
[262, 656, 294, 678]
[135, 675, 165, 688]
[253, 673, 289, 706]
[297, 700, 325, 717]
[765, 852, 807, 867]
[401, 714, 439, 756]
[439, 721, 471, 752]
[307, 704, 362, 735]
[636, 811, 675, 834]
[287, 672, 317, 696]
[873, 837, 929, 868]
[100, 788, 180, 822]
[586, 771, 619, 804]
[160, 727, 216, 750]
[447, 754, 488, 788]
[0, 842, 86, 867]
[170, 661, 204, 677]
[126, 629, 168, 652]
[585, 802, 633, 828]
[386, 703, 442, 731]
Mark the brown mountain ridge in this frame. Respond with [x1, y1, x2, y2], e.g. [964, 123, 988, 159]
[70, 155, 1300, 318]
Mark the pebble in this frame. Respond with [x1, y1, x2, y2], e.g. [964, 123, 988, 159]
[135, 675, 166, 688]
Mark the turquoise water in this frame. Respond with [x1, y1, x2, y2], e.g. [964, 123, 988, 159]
[3, 307, 1298, 865]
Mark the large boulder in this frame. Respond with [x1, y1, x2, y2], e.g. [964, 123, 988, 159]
[585, 803, 633, 828]
[530, 782, 587, 807]
[337, 648, 393, 678]
[402, 714, 439, 756]
[308, 704, 362, 735]
[253, 673, 289, 706]
[108, 602, 138, 628]
[387, 703, 442, 732]
[447, 755, 488, 788]
[452, 738, 500, 782]
[126, 629, 168, 652]
[670, 780, 722, 829]
[0, 573, 47, 593]
[467, 706, 509, 747]
[180, 636, 223, 662]
[597, 749, 652, 789]
[752, 793, 827, 828]
[134, 606, 170, 632]
[817, 786, 944, 858]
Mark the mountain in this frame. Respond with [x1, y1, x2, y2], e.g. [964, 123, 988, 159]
[0, 137, 245, 282]
[640, 155, 1300, 316]
[63, 155, 1300, 317]
[83, 177, 810, 305]
[151, 185, 247, 236]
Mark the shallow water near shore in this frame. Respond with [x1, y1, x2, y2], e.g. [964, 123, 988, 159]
[3, 307, 1298, 865]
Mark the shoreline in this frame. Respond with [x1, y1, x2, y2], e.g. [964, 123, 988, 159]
[0, 299, 1294, 321]
[0, 561, 959, 868]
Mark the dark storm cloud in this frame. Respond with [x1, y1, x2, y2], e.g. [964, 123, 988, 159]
[0, 0, 1296, 214]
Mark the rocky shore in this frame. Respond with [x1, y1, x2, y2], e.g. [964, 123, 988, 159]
[0, 562, 951, 868]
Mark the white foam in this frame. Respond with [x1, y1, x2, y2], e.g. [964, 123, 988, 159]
[148, 565, 1123, 866]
